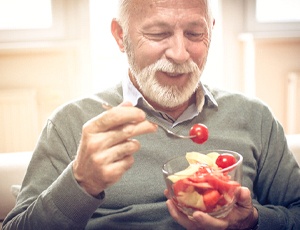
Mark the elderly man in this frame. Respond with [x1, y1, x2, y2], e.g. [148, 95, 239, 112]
[3, 0, 300, 229]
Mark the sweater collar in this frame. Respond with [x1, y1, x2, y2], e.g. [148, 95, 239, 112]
[122, 75, 218, 124]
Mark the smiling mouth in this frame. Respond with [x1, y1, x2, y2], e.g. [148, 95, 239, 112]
[162, 71, 188, 77]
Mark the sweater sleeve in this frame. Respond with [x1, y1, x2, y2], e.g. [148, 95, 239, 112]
[2, 119, 105, 230]
[253, 106, 300, 230]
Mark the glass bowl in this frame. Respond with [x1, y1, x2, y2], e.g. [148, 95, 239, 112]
[162, 150, 243, 218]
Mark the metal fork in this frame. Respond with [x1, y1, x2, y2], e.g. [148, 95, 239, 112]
[101, 102, 196, 139]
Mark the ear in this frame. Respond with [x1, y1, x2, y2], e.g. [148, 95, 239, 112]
[111, 19, 125, 52]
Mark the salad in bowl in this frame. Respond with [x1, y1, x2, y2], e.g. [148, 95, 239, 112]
[162, 150, 243, 218]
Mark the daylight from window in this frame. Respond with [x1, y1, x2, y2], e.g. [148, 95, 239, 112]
[0, 0, 52, 30]
[256, 0, 300, 22]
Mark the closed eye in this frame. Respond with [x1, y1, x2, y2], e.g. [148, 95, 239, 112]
[144, 32, 171, 41]
[185, 32, 205, 41]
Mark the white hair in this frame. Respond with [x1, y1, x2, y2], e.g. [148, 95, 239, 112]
[116, 0, 130, 35]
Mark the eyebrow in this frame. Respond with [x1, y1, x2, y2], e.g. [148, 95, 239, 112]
[142, 18, 207, 31]
[142, 21, 171, 31]
[187, 20, 207, 28]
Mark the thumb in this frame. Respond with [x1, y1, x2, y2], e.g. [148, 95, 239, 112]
[236, 186, 252, 208]
[119, 101, 133, 107]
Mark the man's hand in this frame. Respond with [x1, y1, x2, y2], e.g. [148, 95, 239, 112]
[73, 102, 157, 196]
[165, 187, 258, 230]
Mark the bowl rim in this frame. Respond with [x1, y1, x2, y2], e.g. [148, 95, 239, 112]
[162, 149, 243, 175]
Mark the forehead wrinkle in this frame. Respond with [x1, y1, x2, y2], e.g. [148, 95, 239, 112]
[128, 0, 208, 17]
[126, 0, 212, 37]
[149, 0, 207, 8]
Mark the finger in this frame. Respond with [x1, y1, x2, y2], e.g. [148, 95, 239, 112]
[95, 139, 140, 186]
[96, 139, 141, 164]
[166, 199, 198, 229]
[192, 211, 228, 230]
[74, 139, 139, 194]
[164, 189, 171, 199]
[235, 186, 252, 207]
[109, 153, 135, 175]
[87, 119, 157, 151]
[98, 154, 136, 187]
[231, 187, 258, 229]
[89, 106, 148, 133]
[79, 152, 136, 195]
[118, 101, 134, 107]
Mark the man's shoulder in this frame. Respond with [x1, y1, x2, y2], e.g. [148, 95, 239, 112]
[205, 85, 265, 105]
[49, 84, 123, 122]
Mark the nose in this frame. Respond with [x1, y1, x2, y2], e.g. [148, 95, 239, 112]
[165, 34, 190, 64]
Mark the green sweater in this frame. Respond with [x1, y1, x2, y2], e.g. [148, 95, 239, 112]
[3, 84, 300, 230]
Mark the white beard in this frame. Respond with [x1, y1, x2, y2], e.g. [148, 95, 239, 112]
[131, 59, 201, 108]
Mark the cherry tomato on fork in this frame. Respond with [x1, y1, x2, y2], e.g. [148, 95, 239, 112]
[189, 123, 209, 144]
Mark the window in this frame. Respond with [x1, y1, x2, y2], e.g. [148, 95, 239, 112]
[256, 0, 300, 23]
[0, 0, 52, 30]
[0, 0, 65, 42]
[245, 0, 300, 36]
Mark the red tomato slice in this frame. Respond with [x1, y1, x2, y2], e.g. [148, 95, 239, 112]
[203, 189, 222, 210]
[173, 179, 194, 196]
[187, 176, 207, 183]
[189, 123, 209, 144]
[205, 174, 240, 193]
[186, 179, 213, 190]
[217, 194, 226, 205]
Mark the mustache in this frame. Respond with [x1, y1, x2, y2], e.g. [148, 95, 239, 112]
[147, 59, 199, 74]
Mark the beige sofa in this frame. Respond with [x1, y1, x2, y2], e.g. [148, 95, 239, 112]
[0, 151, 32, 223]
[0, 135, 300, 224]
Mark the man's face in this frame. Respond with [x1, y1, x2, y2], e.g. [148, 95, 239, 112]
[124, 0, 212, 108]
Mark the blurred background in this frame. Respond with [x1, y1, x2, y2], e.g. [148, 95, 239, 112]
[0, 0, 299, 152]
